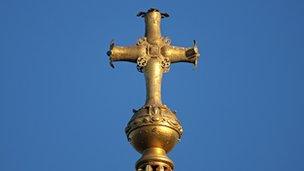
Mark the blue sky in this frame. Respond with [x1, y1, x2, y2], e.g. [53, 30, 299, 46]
[1, 0, 304, 171]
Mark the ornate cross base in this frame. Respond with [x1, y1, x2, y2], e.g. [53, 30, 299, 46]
[136, 148, 173, 171]
[126, 105, 183, 171]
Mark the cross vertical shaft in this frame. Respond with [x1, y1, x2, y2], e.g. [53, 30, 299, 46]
[143, 11, 163, 106]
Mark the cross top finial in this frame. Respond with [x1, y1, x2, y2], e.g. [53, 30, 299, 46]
[137, 8, 170, 18]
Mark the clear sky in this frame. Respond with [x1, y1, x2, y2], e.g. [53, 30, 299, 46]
[1, 0, 303, 171]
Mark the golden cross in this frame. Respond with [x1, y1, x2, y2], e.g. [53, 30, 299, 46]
[107, 8, 199, 107]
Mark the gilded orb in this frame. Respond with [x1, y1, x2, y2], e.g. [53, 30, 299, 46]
[125, 105, 183, 170]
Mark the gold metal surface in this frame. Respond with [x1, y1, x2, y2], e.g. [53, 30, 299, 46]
[107, 8, 199, 171]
